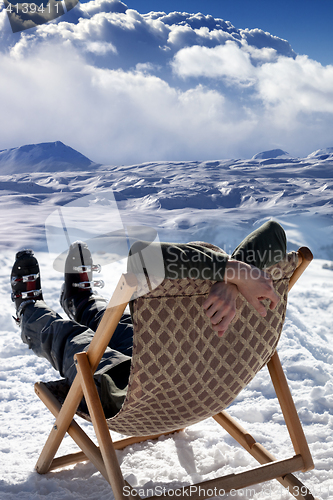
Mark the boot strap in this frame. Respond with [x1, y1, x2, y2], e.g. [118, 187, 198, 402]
[11, 273, 40, 283]
[72, 265, 101, 273]
[72, 280, 104, 289]
[11, 289, 43, 300]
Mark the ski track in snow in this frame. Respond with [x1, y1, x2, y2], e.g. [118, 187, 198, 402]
[0, 154, 333, 499]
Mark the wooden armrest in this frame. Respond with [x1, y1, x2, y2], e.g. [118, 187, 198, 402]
[289, 247, 313, 291]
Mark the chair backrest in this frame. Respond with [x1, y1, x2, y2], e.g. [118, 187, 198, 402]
[104, 251, 299, 436]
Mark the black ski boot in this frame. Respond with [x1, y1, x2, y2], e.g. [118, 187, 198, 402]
[60, 241, 104, 322]
[11, 249, 43, 321]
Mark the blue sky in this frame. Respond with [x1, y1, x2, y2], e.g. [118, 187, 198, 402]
[118, 0, 333, 66]
[1, 0, 333, 164]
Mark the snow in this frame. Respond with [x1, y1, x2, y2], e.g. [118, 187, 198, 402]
[0, 145, 333, 499]
[252, 149, 291, 160]
[0, 142, 98, 174]
[307, 149, 333, 161]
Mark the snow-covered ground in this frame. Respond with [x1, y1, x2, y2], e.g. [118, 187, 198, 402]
[0, 148, 333, 499]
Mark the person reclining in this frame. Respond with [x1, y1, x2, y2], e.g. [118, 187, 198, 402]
[10, 220, 285, 418]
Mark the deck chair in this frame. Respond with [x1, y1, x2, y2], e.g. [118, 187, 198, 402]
[34, 246, 316, 500]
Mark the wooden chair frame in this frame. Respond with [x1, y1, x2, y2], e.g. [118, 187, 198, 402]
[34, 247, 316, 500]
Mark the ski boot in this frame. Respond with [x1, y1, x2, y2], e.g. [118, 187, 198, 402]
[11, 249, 43, 321]
[60, 241, 104, 322]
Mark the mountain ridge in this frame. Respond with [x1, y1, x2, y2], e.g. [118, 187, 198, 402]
[0, 141, 99, 174]
[1, 141, 333, 174]
[0, 142, 332, 259]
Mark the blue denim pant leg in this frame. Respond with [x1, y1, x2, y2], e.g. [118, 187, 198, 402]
[74, 297, 134, 417]
[79, 296, 133, 359]
[20, 300, 133, 417]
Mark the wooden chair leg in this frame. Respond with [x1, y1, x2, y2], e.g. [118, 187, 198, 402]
[75, 352, 127, 500]
[36, 374, 85, 475]
[147, 457, 305, 500]
[213, 349, 315, 500]
[267, 351, 314, 472]
[35, 381, 109, 479]
[35, 273, 137, 477]
[35, 381, 183, 475]
[213, 412, 315, 500]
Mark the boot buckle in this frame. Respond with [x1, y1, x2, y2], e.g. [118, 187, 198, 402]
[72, 280, 105, 289]
[72, 265, 101, 273]
[11, 273, 40, 283]
[11, 289, 43, 301]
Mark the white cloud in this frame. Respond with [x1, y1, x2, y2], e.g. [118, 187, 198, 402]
[0, 1, 333, 163]
[172, 41, 255, 84]
[256, 55, 333, 114]
[85, 40, 117, 55]
[0, 2, 294, 71]
[135, 62, 161, 73]
[0, 40, 258, 163]
[167, 24, 234, 48]
[172, 41, 333, 121]
[80, 0, 127, 16]
[241, 43, 278, 62]
[241, 28, 295, 58]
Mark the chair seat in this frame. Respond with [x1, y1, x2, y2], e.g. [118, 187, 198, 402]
[105, 251, 298, 436]
[44, 252, 298, 436]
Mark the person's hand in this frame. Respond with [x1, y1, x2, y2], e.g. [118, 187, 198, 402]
[203, 281, 239, 337]
[203, 260, 280, 337]
[225, 260, 279, 317]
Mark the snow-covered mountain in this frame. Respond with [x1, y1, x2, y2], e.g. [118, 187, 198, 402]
[252, 149, 292, 160]
[307, 147, 333, 161]
[0, 141, 98, 174]
[0, 143, 332, 261]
